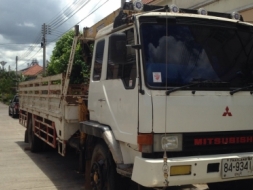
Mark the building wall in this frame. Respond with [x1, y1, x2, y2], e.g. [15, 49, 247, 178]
[242, 9, 253, 23]
[146, 0, 253, 23]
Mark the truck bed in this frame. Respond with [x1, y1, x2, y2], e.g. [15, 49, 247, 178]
[18, 73, 88, 155]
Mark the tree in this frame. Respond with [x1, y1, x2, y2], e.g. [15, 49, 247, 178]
[47, 30, 90, 84]
[0, 70, 19, 103]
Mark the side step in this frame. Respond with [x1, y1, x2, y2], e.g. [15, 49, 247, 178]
[116, 165, 133, 178]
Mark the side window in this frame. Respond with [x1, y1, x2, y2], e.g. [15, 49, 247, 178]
[93, 40, 105, 81]
[107, 29, 136, 88]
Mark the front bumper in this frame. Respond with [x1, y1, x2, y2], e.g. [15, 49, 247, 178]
[131, 152, 253, 187]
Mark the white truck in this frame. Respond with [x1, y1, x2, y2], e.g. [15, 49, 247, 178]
[19, 1, 253, 190]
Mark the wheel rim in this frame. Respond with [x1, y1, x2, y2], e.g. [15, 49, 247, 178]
[90, 148, 109, 190]
[90, 159, 107, 190]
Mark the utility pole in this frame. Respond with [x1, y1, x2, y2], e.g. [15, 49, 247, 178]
[0, 61, 7, 71]
[16, 56, 18, 75]
[16, 56, 18, 92]
[121, 0, 126, 8]
[41, 23, 51, 74]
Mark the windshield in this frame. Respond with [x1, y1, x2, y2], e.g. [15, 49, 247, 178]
[140, 17, 253, 89]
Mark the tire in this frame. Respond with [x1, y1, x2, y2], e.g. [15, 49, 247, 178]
[24, 129, 28, 143]
[28, 118, 42, 152]
[8, 108, 11, 116]
[208, 179, 253, 190]
[90, 142, 119, 190]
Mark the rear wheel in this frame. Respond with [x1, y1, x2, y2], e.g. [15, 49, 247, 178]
[24, 129, 28, 143]
[28, 117, 42, 152]
[208, 179, 253, 190]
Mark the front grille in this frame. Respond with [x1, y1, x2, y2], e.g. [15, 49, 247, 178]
[143, 131, 253, 159]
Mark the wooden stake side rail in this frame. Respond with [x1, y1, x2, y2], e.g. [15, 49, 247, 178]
[19, 85, 62, 94]
[20, 73, 63, 86]
[19, 73, 63, 97]
[19, 110, 27, 127]
[19, 73, 88, 120]
[34, 115, 57, 148]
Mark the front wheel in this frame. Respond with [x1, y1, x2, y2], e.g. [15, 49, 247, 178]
[90, 142, 119, 190]
[208, 179, 253, 190]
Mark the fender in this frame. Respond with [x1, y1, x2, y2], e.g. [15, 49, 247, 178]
[80, 120, 123, 164]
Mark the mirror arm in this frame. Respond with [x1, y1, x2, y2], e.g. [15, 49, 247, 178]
[128, 44, 142, 50]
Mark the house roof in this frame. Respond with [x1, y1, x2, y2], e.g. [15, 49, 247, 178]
[22, 64, 43, 76]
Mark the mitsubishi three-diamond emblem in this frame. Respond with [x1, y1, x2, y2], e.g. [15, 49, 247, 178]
[223, 107, 232, 116]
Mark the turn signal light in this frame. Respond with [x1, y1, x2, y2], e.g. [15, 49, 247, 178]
[138, 134, 153, 153]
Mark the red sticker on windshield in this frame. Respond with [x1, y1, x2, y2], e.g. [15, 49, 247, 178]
[153, 72, 162, 83]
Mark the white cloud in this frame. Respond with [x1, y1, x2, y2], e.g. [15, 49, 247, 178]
[0, 0, 121, 71]
[0, 34, 11, 44]
[17, 22, 36, 28]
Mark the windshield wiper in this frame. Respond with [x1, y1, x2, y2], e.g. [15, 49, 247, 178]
[166, 80, 228, 95]
[166, 80, 207, 95]
[230, 84, 253, 95]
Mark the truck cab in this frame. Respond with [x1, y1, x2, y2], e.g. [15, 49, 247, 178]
[80, 2, 253, 189]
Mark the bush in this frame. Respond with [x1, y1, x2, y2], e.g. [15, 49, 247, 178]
[1, 93, 15, 105]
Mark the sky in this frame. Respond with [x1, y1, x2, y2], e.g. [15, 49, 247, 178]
[0, 0, 122, 71]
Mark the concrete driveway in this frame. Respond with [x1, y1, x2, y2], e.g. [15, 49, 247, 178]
[0, 102, 208, 190]
[0, 102, 85, 190]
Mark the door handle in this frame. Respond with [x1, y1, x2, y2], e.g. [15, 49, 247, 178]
[98, 99, 106, 102]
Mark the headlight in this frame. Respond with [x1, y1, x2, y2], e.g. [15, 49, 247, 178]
[162, 136, 178, 150]
[153, 134, 182, 151]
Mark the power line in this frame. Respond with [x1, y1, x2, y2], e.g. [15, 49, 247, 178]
[77, 0, 109, 25]
[18, 0, 89, 64]
[47, 0, 79, 24]
[0, 43, 37, 45]
[17, 1, 81, 64]
[49, 0, 110, 43]
[51, 0, 91, 30]
[48, 0, 84, 27]
[20, 48, 42, 68]
[19, 33, 42, 61]
[18, 0, 111, 66]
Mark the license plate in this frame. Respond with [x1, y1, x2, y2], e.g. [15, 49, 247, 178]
[221, 157, 253, 179]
